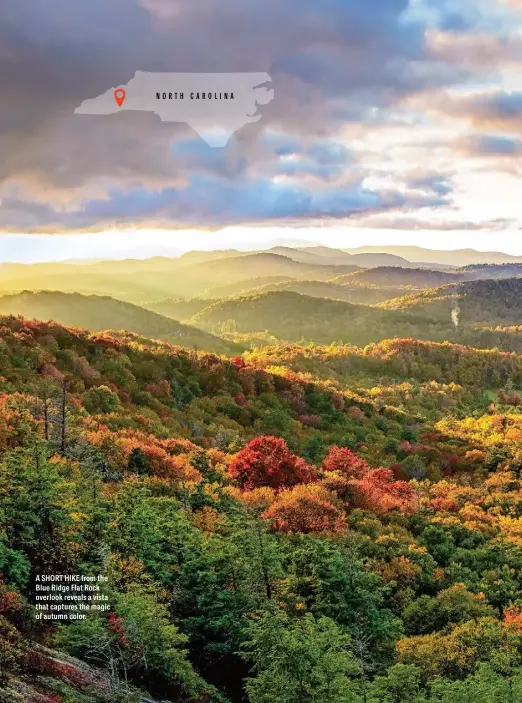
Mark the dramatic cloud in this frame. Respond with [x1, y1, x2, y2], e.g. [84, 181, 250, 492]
[1, 0, 522, 234]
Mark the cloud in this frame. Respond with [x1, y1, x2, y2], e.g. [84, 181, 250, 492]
[421, 90, 522, 133]
[0, 0, 441, 231]
[403, 171, 453, 197]
[454, 134, 522, 156]
[426, 29, 522, 68]
[0, 0, 521, 233]
[0, 167, 454, 232]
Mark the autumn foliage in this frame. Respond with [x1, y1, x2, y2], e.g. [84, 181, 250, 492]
[504, 606, 522, 634]
[322, 445, 369, 478]
[262, 484, 346, 533]
[4, 315, 522, 699]
[354, 468, 417, 514]
[228, 436, 315, 490]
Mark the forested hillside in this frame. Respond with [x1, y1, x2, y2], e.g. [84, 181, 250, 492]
[205, 276, 294, 298]
[189, 290, 457, 346]
[147, 297, 218, 320]
[381, 278, 522, 325]
[148, 283, 404, 323]
[5, 248, 522, 702]
[333, 267, 462, 288]
[3, 314, 522, 701]
[241, 280, 404, 305]
[0, 291, 239, 355]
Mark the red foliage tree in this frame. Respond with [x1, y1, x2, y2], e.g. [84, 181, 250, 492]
[347, 406, 366, 421]
[498, 388, 522, 406]
[390, 463, 408, 481]
[235, 392, 247, 406]
[229, 436, 315, 490]
[323, 445, 369, 479]
[108, 611, 128, 647]
[41, 363, 63, 380]
[238, 368, 257, 396]
[428, 496, 459, 513]
[0, 577, 22, 614]
[145, 379, 171, 399]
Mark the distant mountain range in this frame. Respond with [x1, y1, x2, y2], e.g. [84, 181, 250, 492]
[8, 242, 521, 267]
[3, 248, 522, 310]
[343, 246, 522, 267]
[3, 248, 522, 354]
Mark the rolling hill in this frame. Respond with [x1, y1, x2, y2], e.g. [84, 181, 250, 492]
[0, 291, 239, 354]
[147, 282, 401, 323]
[332, 267, 463, 289]
[267, 246, 412, 268]
[148, 274, 452, 331]
[0, 272, 172, 304]
[266, 246, 348, 265]
[172, 245, 415, 269]
[0, 253, 360, 301]
[147, 297, 217, 320]
[244, 280, 403, 305]
[332, 264, 522, 292]
[0, 258, 204, 303]
[379, 278, 522, 326]
[344, 245, 522, 267]
[457, 263, 522, 280]
[5, 251, 522, 319]
[183, 252, 361, 285]
[205, 276, 295, 298]
[189, 290, 456, 346]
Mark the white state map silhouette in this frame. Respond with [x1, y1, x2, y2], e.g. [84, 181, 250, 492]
[75, 72, 274, 147]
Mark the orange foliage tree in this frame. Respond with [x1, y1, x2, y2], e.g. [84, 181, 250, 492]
[354, 468, 417, 514]
[262, 484, 346, 534]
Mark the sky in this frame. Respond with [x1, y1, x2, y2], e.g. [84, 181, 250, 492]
[2, 0, 522, 261]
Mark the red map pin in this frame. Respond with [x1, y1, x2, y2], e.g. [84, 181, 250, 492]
[114, 88, 126, 107]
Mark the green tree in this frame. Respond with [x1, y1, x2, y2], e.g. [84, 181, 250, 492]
[84, 385, 121, 414]
[368, 664, 426, 703]
[241, 607, 361, 703]
[404, 584, 495, 636]
[0, 442, 77, 575]
[401, 454, 427, 480]
[127, 447, 149, 475]
[428, 663, 522, 702]
[56, 587, 216, 700]
[303, 435, 326, 464]
[277, 535, 400, 663]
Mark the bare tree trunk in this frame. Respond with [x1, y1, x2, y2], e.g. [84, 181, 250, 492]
[60, 378, 68, 453]
[351, 617, 374, 703]
[255, 521, 272, 601]
[42, 388, 50, 441]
